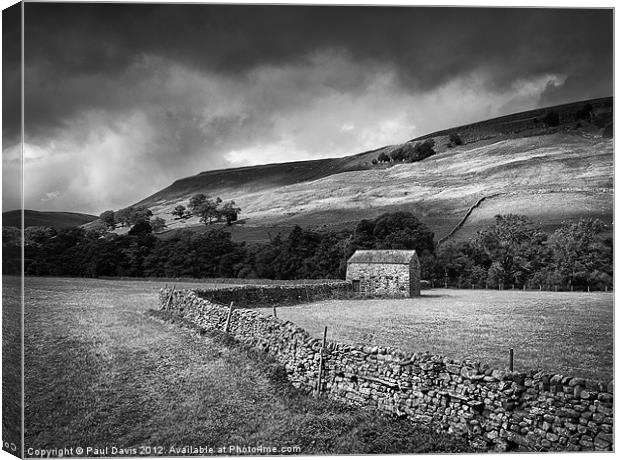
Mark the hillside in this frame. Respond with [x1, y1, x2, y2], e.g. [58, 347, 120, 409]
[3, 210, 97, 229]
[131, 97, 612, 243]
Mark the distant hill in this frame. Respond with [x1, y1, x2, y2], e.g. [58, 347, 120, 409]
[130, 97, 612, 244]
[2, 210, 98, 229]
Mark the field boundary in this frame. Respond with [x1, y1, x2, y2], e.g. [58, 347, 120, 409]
[158, 288, 614, 453]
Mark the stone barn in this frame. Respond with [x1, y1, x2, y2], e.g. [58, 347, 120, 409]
[346, 250, 421, 298]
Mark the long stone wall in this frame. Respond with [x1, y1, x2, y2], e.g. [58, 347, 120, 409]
[158, 288, 614, 452]
[193, 281, 352, 308]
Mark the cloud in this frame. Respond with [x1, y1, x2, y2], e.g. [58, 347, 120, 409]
[2, 4, 612, 214]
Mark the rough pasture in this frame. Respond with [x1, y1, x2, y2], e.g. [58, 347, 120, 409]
[14, 276, 468, 454]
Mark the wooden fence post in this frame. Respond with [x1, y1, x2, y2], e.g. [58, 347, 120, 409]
[165, 285, 176, 309]
[224, 301, 235, 333]
[315, 326, 328, 396]
[509, 348, 514, 372]
[272, 305, 277, 318]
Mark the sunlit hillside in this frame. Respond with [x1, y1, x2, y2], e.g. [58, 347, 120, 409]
[106, 97, 613, 243]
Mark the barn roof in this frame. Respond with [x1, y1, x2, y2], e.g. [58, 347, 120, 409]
[347, 250, 418, 264]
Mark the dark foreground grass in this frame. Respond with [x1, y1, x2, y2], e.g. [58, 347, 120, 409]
[18, 276, 470, 455]
[146, 310, 471, 454]
[2, 278, 22, 457]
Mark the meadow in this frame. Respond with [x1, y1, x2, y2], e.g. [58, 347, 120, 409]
[255, 289, 614, 381]
[12, 276, 468, 455]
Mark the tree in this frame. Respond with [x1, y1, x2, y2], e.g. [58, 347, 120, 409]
[99, 210, 116, 229]
[471, 214, 548, 288]
[189, 196, 222, 225]
[86, 221, 108, 239]
[114, 206, 152, 227]
[188, 194, 207, 213]
[546, 218, 612, 289]
[114, 208, 131, 227]
[128, 220, 153, 236]
[3, 226, 21, 247]
[449, 133, 463, 146]
[188, 194, 220, 225]
[151, 217, 167, 232]
[377, 152, 390, 163]
[129, 206, 153, 225]
[390, 148, 407, 162]
[410, 139, 436, 161]
[172, 204, 187, 219]
[219, 201, 241, 225]
[24, 226, 56, 246]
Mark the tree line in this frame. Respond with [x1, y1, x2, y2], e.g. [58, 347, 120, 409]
[2, 211, 612, 290]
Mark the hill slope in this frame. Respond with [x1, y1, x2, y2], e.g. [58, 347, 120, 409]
[132, 97, 613, 243]
[3, 210, 98, 229]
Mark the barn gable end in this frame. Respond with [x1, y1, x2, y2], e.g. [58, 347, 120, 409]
[346, 250, 420, 298]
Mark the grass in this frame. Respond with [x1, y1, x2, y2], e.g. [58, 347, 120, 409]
[14, 276, 470, 454]
[255, 288, 613, 382]
[2, 277, 22, 457]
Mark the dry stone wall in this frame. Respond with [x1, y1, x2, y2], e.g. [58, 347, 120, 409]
[159, 288, 614, 452]
[193, 281, 352, 308]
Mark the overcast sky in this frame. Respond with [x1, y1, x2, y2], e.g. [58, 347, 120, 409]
[2, 3, 613, 215]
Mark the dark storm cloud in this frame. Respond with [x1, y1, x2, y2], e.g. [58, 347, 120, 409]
[2, 2, 21, 144]
[18, 4, 612, 141]
[5, 4, 613, 214]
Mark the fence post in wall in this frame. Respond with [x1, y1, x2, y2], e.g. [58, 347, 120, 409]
[509, 348, 514, 372]
[165, 285, 176, 310]
[315, 326, 328, 396]
[224, 301, 235, 333]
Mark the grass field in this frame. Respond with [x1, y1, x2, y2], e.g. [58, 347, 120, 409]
[13, 276, 469, 454]
[2, 277, 22, 456]
[255, 289, 613, 381]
